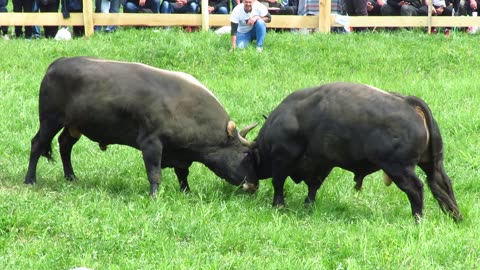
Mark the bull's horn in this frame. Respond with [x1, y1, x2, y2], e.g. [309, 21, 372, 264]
[239, 123, 258, 137]
[238, 134, 256, 148]
[238, 123, 258, 148]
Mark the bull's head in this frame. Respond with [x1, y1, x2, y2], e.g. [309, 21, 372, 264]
[216, 121, 259, 192]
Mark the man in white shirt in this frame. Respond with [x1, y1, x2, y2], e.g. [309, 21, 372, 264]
[230, 0, 271, 52]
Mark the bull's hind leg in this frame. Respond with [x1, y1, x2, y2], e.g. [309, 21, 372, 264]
[138, 137, 163, 197]
[382, 165, 424, 222]
[25, 116, 63, 184]
[174, 166, 191, 192]
[418, 162, 463, 222]
[353, 174, 365, 191]
[58, 128, 80, 181]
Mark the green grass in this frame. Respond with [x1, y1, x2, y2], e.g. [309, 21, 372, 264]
[1, 28, 479, 269]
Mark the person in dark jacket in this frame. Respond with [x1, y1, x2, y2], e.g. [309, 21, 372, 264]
[38, 0, 60, 38]
[0, 0, 8, 38]
[381, 0, 428, 16]
[12, 0, 34, 38]
[206, 0, 228, 14]
[367, 0, 384, 15]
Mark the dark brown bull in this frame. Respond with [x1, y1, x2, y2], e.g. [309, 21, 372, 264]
[25, 56, 259, 196]
[248, 82, 462, 222]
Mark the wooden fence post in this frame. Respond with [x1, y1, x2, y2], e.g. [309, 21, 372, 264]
[319, 0, 331, 33]
[427, 2, 432, 34]
[201, 0, 209, 31]
[82, 0, 94, 37]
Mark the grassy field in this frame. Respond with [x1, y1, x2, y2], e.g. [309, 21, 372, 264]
[0, 28, 479, 269]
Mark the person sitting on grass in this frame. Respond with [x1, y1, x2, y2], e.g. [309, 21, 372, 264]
[230, 0, 271, 52]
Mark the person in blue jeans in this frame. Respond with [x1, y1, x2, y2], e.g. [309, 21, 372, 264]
[95, 0, 121, 32]
[230, 0, 271, 52]
[161, 0, 198, 13]
[205, 0, 228, 14]
[124, 0, 160, 13]
[0, 0, 8, 38]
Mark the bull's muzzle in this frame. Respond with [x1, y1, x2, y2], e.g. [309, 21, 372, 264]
[242, 181, 259, 193]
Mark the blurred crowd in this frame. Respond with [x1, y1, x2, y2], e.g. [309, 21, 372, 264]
[1, 0, 479, 39]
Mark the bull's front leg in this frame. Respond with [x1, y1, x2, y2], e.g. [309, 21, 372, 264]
[304, 168, 331, 205]
[272, 170, 288, 207]
[139, 138, 163, 197]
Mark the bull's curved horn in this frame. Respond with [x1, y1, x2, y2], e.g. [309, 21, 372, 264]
[239, 123, 258, 137]
[238, 123, 258, 148]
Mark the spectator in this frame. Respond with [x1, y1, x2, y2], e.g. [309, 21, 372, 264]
[95, 0, 121, 32]
[231, 0, 240, 11]
[432, 0, 454, 15]
[367, 0, 384, 15]
[466, 0, 479, 15]
[260, 0, 297, 15]
[344, 0, 368, 16]
[332, 0, 344, 14]
[124, 0, 160, 13]
[161, 0, 198, 13]
[0, 0, 8, 39]
[32, 0, 41, 38]
[230, 0, 271, 52]
[12, 0, 34, 38]
[61, 0, 84, 36]
[205, 0, 229, 14]
[298, 0, 317, 15]
[38, 0, 60, 38]
[344, 0, 368, 31]
[381, 0, 428, 16]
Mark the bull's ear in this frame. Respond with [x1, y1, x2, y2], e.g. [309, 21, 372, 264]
[226, 120, 236, 137]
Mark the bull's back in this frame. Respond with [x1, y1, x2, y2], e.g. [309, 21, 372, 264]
[39, 57, 230, 145]
[259, 82, 428, 165]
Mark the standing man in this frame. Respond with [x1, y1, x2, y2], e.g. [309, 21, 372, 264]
[230, 0, 271, 52]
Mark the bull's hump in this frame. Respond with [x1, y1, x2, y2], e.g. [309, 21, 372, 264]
[85, 58, 222, 105]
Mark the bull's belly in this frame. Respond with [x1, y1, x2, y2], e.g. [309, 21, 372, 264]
[71, 124, 139, 149]
[289, 155, 379, 182]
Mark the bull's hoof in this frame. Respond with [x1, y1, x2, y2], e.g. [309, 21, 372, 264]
[304, 197, 316, 206]
[242, 182, 259, 193]
[180, 186, 191, 193]
[354, 184, 362, 191]
[413, 213, 424, 224]
[24, 178, 36, 185]
[452, 211, 463, 223]
[65, 175, 77, 181]
[149, 183, 159, 198]
[272, 196, 285, 208]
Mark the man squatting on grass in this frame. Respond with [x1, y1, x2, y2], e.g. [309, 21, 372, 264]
[230, 0, 271, 52]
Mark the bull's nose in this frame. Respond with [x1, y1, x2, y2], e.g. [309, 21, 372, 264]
[242, 182, 259, 193]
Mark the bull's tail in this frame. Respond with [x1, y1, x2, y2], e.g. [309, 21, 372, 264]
[405, 96, 462, 221]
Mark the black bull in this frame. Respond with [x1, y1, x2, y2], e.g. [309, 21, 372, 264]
[24, 57, 259, 195]
[249, 82, 462, 222]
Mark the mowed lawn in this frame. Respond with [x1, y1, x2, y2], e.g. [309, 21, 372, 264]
[0, 28, 479, 269]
